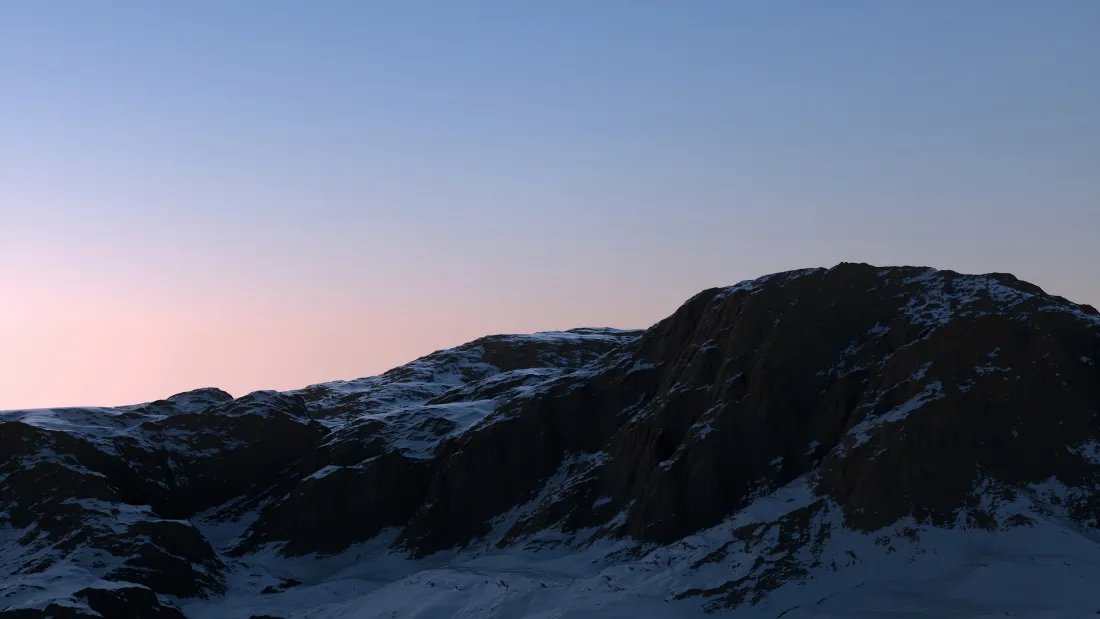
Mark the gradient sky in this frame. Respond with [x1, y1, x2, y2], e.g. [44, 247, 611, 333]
[2, 1, 1098, 410]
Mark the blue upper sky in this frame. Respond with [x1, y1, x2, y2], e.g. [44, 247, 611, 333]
[1, 1, 1098, 407]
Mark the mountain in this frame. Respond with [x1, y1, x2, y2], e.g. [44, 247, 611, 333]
[2, 263, 1099, 618]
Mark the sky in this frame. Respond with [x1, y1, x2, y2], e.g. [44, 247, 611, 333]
[1, 1, 1098, 410]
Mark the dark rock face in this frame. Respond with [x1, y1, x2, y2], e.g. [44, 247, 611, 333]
[73, 586, 186, 619]
[236, 448, 435, 556]
[397, 265, 1100, 556]
[0, 587, 187, 619]
[0, 390, 322, 610]
[2, 267, 1099, 615]
[105, 520, 224, 597]
[139, 391, 329, 517]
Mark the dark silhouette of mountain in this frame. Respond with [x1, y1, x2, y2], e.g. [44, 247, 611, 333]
[3, 264, 1098, 618]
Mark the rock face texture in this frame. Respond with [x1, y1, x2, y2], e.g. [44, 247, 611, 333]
[2, 264, 1099, 618]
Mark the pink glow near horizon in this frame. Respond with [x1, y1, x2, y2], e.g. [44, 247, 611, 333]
[0, 256, 677, 410]
[3, 2, 1098, 410]
[4, 249, 1098, 410]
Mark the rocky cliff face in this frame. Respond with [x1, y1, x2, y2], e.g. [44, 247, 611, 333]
[3, 264, 1099, 618]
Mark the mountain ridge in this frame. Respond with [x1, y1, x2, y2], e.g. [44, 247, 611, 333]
[3, 263, 1099, 618]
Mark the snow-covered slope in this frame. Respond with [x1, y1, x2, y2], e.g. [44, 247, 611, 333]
[184, 477, 1100, 619]
[3, 265, 1100, 618]
[1, 328, 639, 618]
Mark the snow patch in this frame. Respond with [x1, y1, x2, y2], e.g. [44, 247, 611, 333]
[848, 380, 946, 448]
